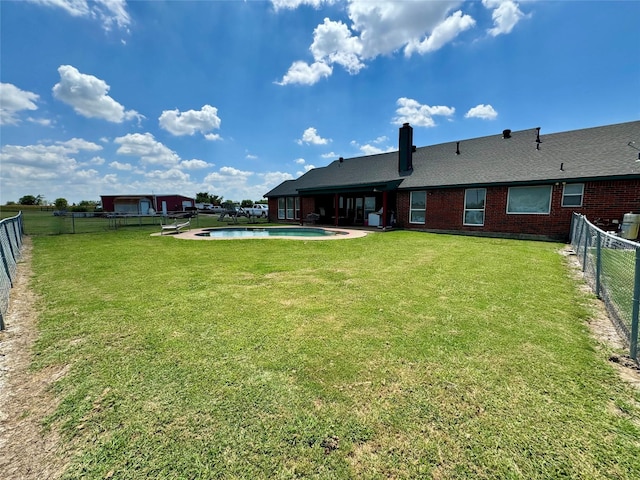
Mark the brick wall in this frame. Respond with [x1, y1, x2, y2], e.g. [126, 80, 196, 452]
[398, 179, 640, 241]
[267, 196, 317, 224]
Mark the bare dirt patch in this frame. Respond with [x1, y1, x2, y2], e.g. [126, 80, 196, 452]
[560, 245, 640, 389]
[0, 238, 69, 480]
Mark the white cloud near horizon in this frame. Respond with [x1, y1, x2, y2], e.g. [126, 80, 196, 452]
[159, 105, 222, 138]
[0, 83, 40, 125]
[53, 65, 142, 123]
[114, 132, 180, 167]
[393, 97, 455, 127]
[109, 161, 133, 171]
[465, 104, 498, 120]
[180, 159, 211, 170]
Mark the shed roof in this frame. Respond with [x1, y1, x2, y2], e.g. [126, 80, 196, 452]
[265, 121, 640, 196]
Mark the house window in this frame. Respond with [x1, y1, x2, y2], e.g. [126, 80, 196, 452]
[286, 197, 295, 219]
[278, 198, 285, 219]
[294, 197, 300, 219]
[409, 191, 426, 224]
[562, 183, 584, 207]
[507, 186, 552, 214]
[464, 188, 486, 226]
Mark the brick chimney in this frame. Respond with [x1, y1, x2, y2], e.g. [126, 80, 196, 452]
[398, 123, 414, 175]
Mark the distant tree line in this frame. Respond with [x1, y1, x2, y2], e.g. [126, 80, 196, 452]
[195, 192, 267, 207]
[6, 195, 99, 212]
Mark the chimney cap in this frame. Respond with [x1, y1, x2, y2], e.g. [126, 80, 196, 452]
[402, 122, 410, 127]
[502, 129, 512, 139]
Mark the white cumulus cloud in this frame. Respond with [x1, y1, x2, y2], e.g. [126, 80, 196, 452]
[404, 10, 476, 56]
[53, 65, 142, 123]
[271, 0, 332, 11]
[0, 83, 39, 125]
[277, 60, 333, 86]
[276, 0, 527, 85]
[109, 161, 133, 171]
[180, 159, 211, 170]
[297, 127, 331, 145]
[483, 0, 527, 36]
[114, 132, 180, 167]
[159, 105, 222, 137]
[465, 104, 498, 120]
[393, 97, 455, 127]
[310, 18, 364, 74]
[27, 0, 131, 31]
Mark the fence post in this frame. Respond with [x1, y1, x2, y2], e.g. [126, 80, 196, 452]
[595, 230, 602, 298]
[582, 220, 590, 272]
[630, 246, 640, 360]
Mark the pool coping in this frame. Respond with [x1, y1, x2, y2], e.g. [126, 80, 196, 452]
[151, 225, 370, 240]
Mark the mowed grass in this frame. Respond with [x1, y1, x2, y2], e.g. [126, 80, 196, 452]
[28, 229, 640, 479]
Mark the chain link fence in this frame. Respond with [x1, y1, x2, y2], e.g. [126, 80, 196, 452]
[570, 213, 640, 360]
[0, 212, 24, 330]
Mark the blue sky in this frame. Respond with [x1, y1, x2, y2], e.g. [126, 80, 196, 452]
[1, 0, 638, 205]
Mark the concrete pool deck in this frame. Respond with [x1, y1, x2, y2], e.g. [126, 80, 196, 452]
[152, 226, 371, 240]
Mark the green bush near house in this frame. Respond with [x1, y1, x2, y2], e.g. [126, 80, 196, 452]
[27, 230, 640, 479]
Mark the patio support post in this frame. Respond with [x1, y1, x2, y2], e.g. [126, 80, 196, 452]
[382, 191, 388, 229]
[334, 193, 339, 227]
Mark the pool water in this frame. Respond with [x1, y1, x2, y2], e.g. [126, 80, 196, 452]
[195, 227, 345, 238]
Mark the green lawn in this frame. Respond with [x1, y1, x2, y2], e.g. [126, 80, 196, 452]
[27, 229, 640, 479]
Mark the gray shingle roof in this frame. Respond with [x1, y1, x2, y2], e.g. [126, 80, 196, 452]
[265, 121, 640, 196]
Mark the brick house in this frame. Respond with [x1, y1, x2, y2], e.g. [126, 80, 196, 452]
[265, 121, 640, 241]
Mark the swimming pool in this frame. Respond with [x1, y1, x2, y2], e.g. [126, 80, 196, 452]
[195, 227, 348, 238]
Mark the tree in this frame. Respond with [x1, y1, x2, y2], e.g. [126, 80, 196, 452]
[54, 198, 69, 210]
[19, 195, 37, 205]
[78, 200, 98, 209]
[210, 195, 223, 206]
[195, 192, 211, 203]
[240, 199, 253, 207]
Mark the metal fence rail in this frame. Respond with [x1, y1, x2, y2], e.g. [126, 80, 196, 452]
[570, 213, 640, 360]
[0, 212, 24, 330]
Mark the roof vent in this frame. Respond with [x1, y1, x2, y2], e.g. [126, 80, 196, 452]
[338, 157, 343, 163]
[456, 141, 460, 155]
[502, 129, 511, 139]
[535, 127, 541, 143]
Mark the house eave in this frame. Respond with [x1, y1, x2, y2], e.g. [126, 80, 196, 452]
[297, 179, 403, 195]
[398, 174, 640, 191]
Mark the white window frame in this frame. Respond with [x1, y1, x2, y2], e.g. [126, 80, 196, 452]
[507, 185, 552, 215]
[286, 197, 295, 219]
[409, 191, 427, 224]
[278, 198, 285, 219]
[463, 188, 486, 226]
[562, 183, 584, 207]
